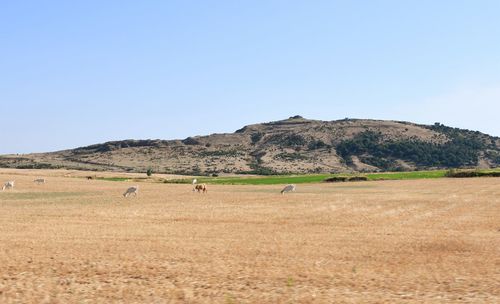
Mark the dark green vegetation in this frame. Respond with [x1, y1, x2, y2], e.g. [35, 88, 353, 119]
[444, 169, 500, 178]
[325, 176, 368, 182]
[265, 133, 307, 147]
[74, 139, 166, 153]
[336, 125, 500, 171]
[0, 158, 62, 169]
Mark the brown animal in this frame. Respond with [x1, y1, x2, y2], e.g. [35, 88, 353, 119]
[86, 176, 94, 180]
[34, 178, 46, 184]
[193, 184, 207, 193]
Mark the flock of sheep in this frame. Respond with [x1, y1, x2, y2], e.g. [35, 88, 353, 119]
[1, 178, 296, 196]
[0, 179, 143, 197]
[1, 179, 45, 191]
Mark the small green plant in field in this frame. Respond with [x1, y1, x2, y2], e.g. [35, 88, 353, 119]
[225, 294, 236, 304]
[146, 168, 153, 177]
[95, 177, 130, 182]
[163, 179, 189, 184]
[286, 277, 294, 287]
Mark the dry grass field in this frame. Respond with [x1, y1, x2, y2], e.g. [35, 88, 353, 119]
[0, 169, 499, 303]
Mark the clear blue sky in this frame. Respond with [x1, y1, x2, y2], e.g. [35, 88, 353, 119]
[1, 1, 499, 154]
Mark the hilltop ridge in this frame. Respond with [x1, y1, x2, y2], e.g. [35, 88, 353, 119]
[1, 117, 498, 174]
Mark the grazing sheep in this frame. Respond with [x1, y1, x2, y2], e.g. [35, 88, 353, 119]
[192, 178, 197, 185]
[2, 181, 15, 191]
[280, 184, 296, 195]
[123, 186, 139, 197]
[193, 183, 207, 193]
[34, 178, 46, 184]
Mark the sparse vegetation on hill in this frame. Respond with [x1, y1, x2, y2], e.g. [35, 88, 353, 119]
[265, 133, 307, 147]
[198, 150, 243, 157]
[274, 152, 308, 161]
[0, 117, 498, 174]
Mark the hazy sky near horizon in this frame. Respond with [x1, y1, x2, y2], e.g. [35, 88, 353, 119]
[1, 1, 499, 154]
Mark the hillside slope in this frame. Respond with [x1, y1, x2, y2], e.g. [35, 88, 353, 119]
[1, 116, 499, 174]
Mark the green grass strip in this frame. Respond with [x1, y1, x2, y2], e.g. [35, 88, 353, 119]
[164, 168, 499, 185]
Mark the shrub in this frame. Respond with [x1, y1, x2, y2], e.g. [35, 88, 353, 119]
[251, 132, 263, 144]
[182, 137, 201, 145]
[308, 140, 328, 150]
[247, 162, 278, 175]
[324, 177, 348, 182]
[445, 170, 500, 178]
[348, 176, 368, 182]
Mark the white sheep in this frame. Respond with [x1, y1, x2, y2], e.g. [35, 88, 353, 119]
[123, 186, 139, 197]
[280, 184, 296, 195]
[2, 181, 15, 191]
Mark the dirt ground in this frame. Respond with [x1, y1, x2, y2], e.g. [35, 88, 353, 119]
[0, 169, 498, 303]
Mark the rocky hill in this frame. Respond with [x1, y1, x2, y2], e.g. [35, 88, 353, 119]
[1, 116, 499, 174]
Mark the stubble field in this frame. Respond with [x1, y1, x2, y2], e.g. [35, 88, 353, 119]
[0, 169, 499, 303]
